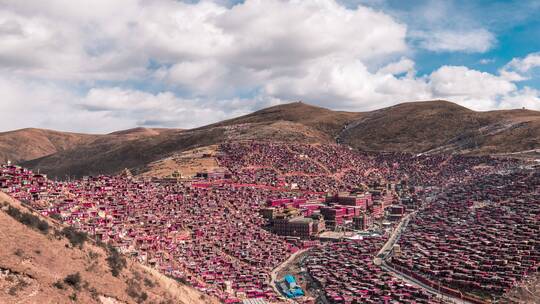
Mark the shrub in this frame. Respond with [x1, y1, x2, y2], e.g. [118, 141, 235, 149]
[62, 226, 87, 248]
[37, 220, 49, 233]
[53, 281, 65, 289]
[126, 278, 147, 303]
[5, 206, 49, 234]
[63, 272, 81, 290]
[106, 244, 126, 277]
[69, 293, 77, 301]
[50, 213, 63, 221]
[143, 278, 155, 288]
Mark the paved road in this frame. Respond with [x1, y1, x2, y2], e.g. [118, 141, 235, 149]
[381, 261, 471, 304]
[376, 210, 474, 304]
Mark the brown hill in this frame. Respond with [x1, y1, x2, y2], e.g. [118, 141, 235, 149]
[339, 100, 540, 154]
[0, 128, 98, 164]
[20, 102, 359, 178]
[0, 193, 216, 304]
[206, 101, 362, 139]
[2, 100, 538, 178]
[21, 128, 223, 178]
[0, 128, 176, 165]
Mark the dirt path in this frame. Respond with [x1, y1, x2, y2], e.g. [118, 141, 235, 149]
[269, 249, 310, 302]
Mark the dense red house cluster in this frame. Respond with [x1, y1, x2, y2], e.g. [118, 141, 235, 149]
[393, 170, 540, 301]
[0, 141, 534, 303]
[305, 238, 440, 303]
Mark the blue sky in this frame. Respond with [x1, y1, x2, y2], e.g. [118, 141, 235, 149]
[0, 0, 539, 133]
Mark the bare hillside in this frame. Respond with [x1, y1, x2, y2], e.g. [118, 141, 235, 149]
[0, 193, 216, 304]
[0, 100, 537, 178]
[20, 102, 359, 178]
[0, 129, 98, 164]
[340, 100, 540, 154]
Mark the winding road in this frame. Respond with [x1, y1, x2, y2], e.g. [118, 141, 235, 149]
[377, 210, 473, 304]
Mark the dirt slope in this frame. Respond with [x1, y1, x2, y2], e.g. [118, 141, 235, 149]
[0, 128, 176, 165]
[21, 128, 223, 178]
[0, 193, 216, 304]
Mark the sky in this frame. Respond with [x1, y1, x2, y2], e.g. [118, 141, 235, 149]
[1, 0, 540, 133]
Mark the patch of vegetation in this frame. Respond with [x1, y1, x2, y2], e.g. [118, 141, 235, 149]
[5, 206, 49, 234]
[171, 275, 192, 287]
[50, 213, 63, 221]
[88, 250, 100, 260]
[89, 286, 99, 300]
[106, 244, 126, 277]
[53, 280, 65, 289]
[14, 248, 24, 257]
[126, 278, 148, 303]
[8, 279, 29, 296]
[69, 292, 77, 301]
[63, 272, 81, 290]
[61, 226, 88, 248]
[143, 277, 155, 288]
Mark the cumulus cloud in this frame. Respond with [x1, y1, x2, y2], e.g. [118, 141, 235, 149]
[0, 0, 538, 133]
[505, 52, 540, 73]
[429, 66, 515, 99]
[377, 58, 415, 76]
[81, 87, 252, 129]
[499, 87, 540, 110]
[263, 56, 430, 110]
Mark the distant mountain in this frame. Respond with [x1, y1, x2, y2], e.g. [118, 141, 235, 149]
[206, 101, 362, 140]
[19, 102, 359, 178]
[0, 128, 98, 164]
[339, 100, 540, 154]
[0, 100, 537, 178]
[0, 193, 216, 304]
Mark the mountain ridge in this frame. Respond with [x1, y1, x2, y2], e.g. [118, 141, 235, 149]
[0, 100, 537, 178]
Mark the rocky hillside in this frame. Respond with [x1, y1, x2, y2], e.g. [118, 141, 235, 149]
[0, 193, 216, 304]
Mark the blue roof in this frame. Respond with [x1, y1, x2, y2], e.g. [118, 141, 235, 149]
[279, 275, 304, 298]
[284, 275, 296, 284]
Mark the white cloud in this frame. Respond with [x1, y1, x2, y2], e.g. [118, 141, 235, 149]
[0, 75, 122, 133]
[0, 0, 538, 133]
[500, 52, 540, 82]
[429, 66, 515, 99]
[81, 87, 256, 129]
[263, 56, 431, 110]
[505, 52, 540, 73]
[416, 29, 495, 53]
[428, 65, 516, 110]
[479, 58, 494, 65]
[499, 87, 540, 111]
[377, 57, 415, 76]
